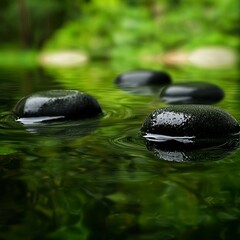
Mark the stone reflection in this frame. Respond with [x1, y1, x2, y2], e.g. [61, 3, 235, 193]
[117, 85, 165, 96]
[17, 117, 100, 137]
[144, 137, 240, 162]
[1, 113, 100, 138]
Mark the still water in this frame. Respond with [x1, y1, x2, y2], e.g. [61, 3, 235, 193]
[0, 62, 240, 240]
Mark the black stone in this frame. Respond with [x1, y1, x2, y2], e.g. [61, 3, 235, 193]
[13, 90, 102, 120]
[141, 105, 240, 139]
[115, 70, 171, 88]
[159, 82, 224, 104]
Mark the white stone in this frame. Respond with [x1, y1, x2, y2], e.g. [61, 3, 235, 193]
[188, 47, 237, 68]
[39, 51, 88, 67]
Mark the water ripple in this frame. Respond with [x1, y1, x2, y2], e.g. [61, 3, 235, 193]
[109, 133, 145, 151]
[102, 105, 135, 120]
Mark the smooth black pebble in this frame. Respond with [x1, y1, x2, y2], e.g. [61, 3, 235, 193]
[141, 105, 240, 139]
[13, 90, 102, 120]
[159, 82, 224, 104]
[115, 70, 171, 87]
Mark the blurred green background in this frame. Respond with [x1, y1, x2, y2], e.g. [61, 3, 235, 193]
[0, 0, 238, 66]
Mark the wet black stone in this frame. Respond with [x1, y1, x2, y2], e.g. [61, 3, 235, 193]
[13, 90, 102, 120]
[115, 70, 171, 88]
[159, 82, 224, 104]
[141, 105, 240, 139]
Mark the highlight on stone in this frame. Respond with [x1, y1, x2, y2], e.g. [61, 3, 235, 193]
[13, 90, 102, 123]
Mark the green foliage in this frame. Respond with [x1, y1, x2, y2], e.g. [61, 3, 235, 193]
[45, 5, 161, 59]
[0, 0, 80, 49]
[43, 0, 239, 59]
[0, 0, 238, 54]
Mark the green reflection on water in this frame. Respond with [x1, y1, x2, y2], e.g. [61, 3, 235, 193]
[0, 63, 240, 240]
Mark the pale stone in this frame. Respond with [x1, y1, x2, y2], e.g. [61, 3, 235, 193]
[188, 47, 237, 68]
[39, 51, 88, 67]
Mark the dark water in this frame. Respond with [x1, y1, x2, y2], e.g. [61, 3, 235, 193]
[0, 63, 240, 240]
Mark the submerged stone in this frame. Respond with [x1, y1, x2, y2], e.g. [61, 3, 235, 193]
[13, 90, 102, 120]
[160, 82, 224, 104]
[23, 118, 100, 137]
[115, 70, 171, 88]
[141, 105, 240, 140]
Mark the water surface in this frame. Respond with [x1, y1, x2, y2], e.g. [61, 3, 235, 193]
[0, 63, 240, 240]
